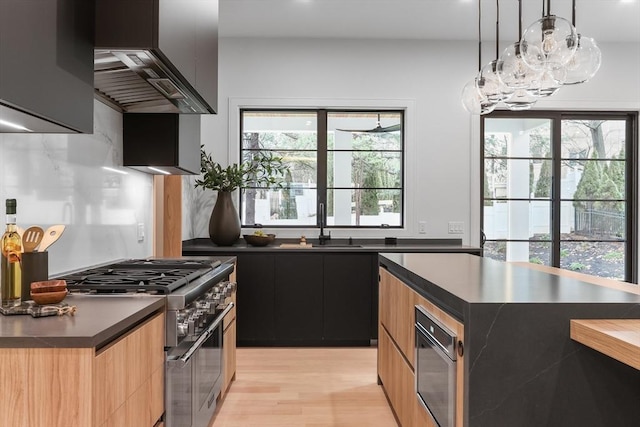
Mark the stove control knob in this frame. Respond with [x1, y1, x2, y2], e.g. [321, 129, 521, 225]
[177, 322, 189, 337]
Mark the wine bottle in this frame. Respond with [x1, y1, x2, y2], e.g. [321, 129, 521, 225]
[1, 199, 22, 308]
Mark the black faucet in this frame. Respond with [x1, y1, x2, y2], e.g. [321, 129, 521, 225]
[318, 202, 331, 245]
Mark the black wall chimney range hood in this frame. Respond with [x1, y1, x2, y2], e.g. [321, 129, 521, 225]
[94, 0, 218, 115]
[0, 0, 95, 133]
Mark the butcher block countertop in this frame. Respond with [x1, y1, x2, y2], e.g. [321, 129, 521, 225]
[512, 262, 640, 370]
[570, 319, 640, 370]
[0, 294, 165, 349]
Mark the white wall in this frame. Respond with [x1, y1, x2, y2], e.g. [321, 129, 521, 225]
[184, 37, 640, 246]
[0, 100, 154, 274]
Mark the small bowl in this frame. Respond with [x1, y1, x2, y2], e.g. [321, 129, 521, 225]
[243, 233, 276, 247]
[31, 290, 67, 305]
[31, 279, 66, 294]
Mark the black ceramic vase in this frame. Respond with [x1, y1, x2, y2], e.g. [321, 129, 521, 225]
[209, 191, 241, 246]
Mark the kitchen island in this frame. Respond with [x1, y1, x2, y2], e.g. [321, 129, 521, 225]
[0, 295, 166, 427]
[378, 253, 640, 427]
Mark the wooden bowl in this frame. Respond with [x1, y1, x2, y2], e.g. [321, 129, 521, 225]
[31, 290, 67, 305]
[31, 279, 66, 294]
[243, 233, 276, 247]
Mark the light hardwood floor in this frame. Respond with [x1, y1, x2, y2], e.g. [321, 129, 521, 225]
[210, 347, 398, 427]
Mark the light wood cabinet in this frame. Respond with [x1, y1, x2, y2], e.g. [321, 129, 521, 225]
[378, 268, 464, 427]
[0, 312, 165, 427]
[379, 268, 416, 367]
[378, 325, 417, 427]
[94, 312, 165, 427]
[221, 289, 237, 398]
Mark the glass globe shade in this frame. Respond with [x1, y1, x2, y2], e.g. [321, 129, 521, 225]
[531, 67, 566, 97]
[521, 15, 578, 71]
[503, 88, 537, 111]
[461, 78, 498, 115]
[498, 42, 543, 90]
[477, 60, 514, 103]
[563, 34, 602, 85]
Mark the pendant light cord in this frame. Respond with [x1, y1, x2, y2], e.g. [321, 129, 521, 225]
[572, 0, 576, 26]
[495, 0, 500, 60]
[518, 0, 522, 37]
[478, 0, 482, 71]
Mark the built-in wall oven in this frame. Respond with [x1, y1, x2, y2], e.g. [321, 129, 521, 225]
[415, 305, 458, 427]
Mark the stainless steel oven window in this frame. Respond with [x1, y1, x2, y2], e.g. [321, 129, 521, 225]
[195, 326, 223, 419]
[415, 306, 457, 427]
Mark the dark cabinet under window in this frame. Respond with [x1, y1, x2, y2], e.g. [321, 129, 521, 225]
[234, 252, 375, 346]
[323, 254, 374, 342]
[274, 255, 324, 342]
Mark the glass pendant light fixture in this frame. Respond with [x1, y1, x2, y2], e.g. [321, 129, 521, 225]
[463, 0, 602, 113]
[498, 0, 539, 110]
[462, 78, 498, 115]
[521, 0, 577, 71]
[503, 88, 538, 110]
[563, 0, 601, 85]
[532, 67, 566, 97]
[477, 0, 514, 103]
[462, 0, 497, 115]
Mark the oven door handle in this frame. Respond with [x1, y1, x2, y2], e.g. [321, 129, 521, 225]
[169, 302, 234, 367]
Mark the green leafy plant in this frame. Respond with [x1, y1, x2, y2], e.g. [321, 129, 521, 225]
[603, 251, 623, 261]
[195, 146, 288, 192]
[529, 257, 544, 265]
[569, 262, 586, 271]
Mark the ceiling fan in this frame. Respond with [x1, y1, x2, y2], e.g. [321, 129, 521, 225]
[336, 114, 401, 133]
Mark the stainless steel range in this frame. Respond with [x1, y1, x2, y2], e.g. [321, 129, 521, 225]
[56, 256, 236, 427]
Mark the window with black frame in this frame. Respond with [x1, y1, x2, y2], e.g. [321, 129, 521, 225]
[481, 111, 637, 282]
[240, 109, 404, 229]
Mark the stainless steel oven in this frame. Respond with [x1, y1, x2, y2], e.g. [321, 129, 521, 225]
[166, 302, 233, 427]
[57, 257, 237, 427]
[415, 305, 457, 427]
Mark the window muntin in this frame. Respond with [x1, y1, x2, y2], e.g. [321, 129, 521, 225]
[240, 109, 404, 228]
[482, 113, 636, 282]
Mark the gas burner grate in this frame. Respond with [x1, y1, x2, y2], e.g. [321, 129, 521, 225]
[116, 259, 221, 269]
[58, 264, 213, 294]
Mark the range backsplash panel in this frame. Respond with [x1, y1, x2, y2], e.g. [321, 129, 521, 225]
[0, 100, 153, 275]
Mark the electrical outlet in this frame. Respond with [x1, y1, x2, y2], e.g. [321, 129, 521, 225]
[137, 223, 145, 242]
[448, 221, 464, 234]
[418, 221, 427, 234]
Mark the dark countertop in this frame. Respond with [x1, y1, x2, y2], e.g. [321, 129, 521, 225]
[183, 237, 482, 254]
[0, 295, 165, 349]
[379, 253, 640, 321]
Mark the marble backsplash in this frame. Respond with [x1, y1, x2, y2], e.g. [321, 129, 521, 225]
[0, 100, 153, 275]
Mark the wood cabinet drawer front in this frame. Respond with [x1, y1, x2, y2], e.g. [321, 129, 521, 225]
[378, 326, 416, 427]
[99, 365, 163, 427]
[379, 268, 415, 367]
[94, 313, 165, 427]
[222, 319, 237, 397]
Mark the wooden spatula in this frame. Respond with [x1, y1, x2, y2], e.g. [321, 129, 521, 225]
[22, 226, 44, 253]
[38, 225, 66, 252]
